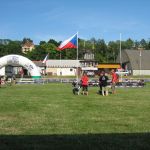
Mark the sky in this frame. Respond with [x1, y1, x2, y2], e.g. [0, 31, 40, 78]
[0, 0, 150, 44]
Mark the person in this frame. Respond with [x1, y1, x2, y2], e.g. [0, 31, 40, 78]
[12, 75, 16, 85]
[99, 71, 103, 94]
[110, 69, 118, 94]
[81, 72, 89, 95]
[19, 68, 24, 78]
[0, 76, 1, 88]
[99, 71, 109, 96]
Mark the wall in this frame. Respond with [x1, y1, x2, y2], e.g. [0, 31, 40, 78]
[0, 67, 5, 76]
[133, 70, 150, 75]
[46, 68, 76, 76]
[57, 68, 76, 76]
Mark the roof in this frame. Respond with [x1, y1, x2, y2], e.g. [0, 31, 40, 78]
[33, 61, 46, 67]
[46, 60, 80, 67]
[117, 49, 150, 70]
[22, 41, 34, 48]
[97, 63, 121, 69]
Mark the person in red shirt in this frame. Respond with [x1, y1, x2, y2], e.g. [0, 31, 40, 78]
[81, 72, 89, 95]
[111, 69, 118, 94]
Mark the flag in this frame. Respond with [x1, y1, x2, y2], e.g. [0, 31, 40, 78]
[42, 53, 49, 63]
[58, 33, 77, 51]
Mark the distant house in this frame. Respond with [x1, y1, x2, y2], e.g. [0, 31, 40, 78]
[22, 41, 35, 53]
[116, 49, 150, 75]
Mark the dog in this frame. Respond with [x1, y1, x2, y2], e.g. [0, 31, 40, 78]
[72, 81, 81, 95]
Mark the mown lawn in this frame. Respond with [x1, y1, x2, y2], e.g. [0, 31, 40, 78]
[0, 83, 150, 150]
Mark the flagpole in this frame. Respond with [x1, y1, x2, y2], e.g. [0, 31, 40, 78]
[76, 32, 79, 83]
[60, 51, 62, 83]
[120, 33, 122, 82]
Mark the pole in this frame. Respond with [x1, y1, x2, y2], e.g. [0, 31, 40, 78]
[120, 33, 122, 82]
[139, 50, 141, 76]
[119, 33, 122, 67]
[60, 51, 62, 83]
[76, 32, 79, 82]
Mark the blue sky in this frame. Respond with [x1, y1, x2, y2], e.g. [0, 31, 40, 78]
[0, 0, 150, 44]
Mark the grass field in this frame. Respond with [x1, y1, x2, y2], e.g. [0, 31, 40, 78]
[0, 83, 150, 150]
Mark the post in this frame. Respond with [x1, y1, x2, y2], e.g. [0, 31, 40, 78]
[120, 33, 122, 82]
[76, 32, 79, 82]
[60, 51, 62, 83]
[119, 33, 122, 67]
[139, 50, 142, 76]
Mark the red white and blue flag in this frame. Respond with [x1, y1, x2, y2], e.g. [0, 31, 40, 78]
[58, 33, 77, 51]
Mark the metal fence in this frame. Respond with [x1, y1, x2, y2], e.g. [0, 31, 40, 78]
[15, 78, 146, 87]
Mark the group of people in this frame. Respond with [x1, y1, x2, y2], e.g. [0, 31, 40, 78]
[0, 75, 16, 87]
[73, 69, 119, 96]
[99, 69, 118, 96]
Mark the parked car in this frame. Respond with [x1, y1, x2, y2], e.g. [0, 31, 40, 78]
[88, 79, 99, 86]
[115, 70, 129, 76]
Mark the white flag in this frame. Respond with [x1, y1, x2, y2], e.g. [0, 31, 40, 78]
[42, 53, 49, 63]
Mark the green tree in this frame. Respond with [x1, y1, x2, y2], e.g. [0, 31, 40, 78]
[125, 38, 134, 49]
[108, 41, 119, 63]
[94, 39, 107, 63]
[140, 39, 147, 49]
[22, 38, 33, 44]
[0, 41, 22, 57]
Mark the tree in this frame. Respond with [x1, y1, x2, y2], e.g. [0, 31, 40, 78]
[22, 38, 33, 44]
[48, 39, 59, 47]
[94, 39, 107, 62]
[140, 39, 147, 49]
[108, 41, 119, 63]
[125, 38, 134, 49]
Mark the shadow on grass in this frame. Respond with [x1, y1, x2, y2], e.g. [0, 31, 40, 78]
[0, 133, 150, 150]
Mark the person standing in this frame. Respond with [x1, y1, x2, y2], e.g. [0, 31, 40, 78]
[99, 71, 104, 95]
[0, 76, 1, 88]
[111, 69, 118, 94]
[99, 71, 109, 96]
[81, 72, 89, 95]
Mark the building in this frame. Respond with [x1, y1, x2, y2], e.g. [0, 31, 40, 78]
[22, 40, 35, 53]
[33, 61, 46, 75]
[46, 60, 80, 76]
[80, 50, 98, 76]
[97, 63, 121, 73]
[116, 49, 150, 75]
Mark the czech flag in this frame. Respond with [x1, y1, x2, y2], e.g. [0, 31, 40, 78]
[58, 33, 77, 51]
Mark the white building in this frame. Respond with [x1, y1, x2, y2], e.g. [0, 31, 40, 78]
[46, 60, 80, 76]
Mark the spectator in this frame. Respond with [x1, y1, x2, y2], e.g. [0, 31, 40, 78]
[99, 71, 103, 94]
[81, 72, 89, 95]
[0, 75, 1, 88]
[99, 71, 109, 96]
[110, 69, 118, 94]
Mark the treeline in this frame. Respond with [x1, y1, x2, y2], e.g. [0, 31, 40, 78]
[0, 38, 150, 63]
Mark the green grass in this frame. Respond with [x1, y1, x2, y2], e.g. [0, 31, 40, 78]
[0, 83, 150, 149]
